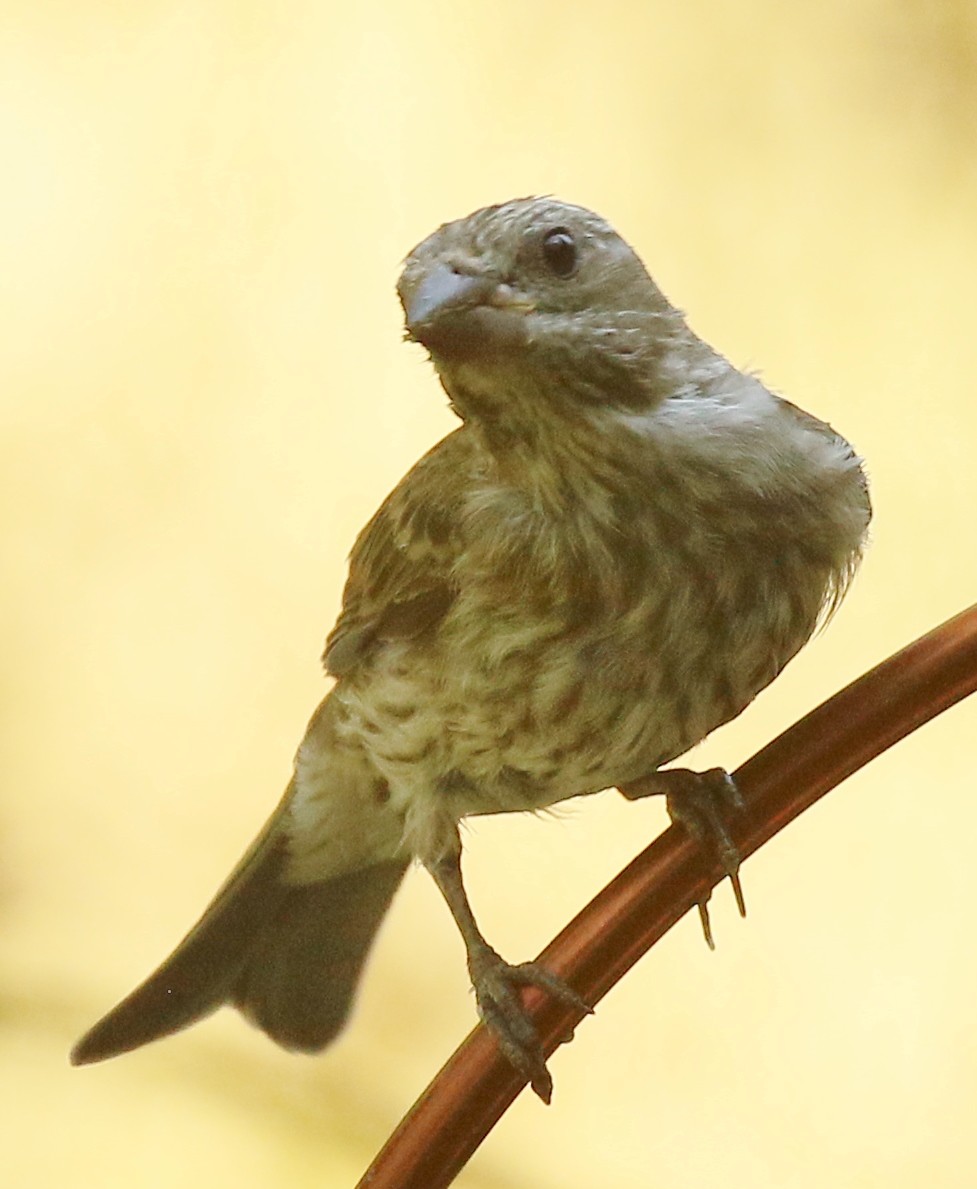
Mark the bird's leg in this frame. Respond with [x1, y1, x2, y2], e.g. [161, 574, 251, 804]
[426, 840, 591, 1104]
[618, 767, 746, 949]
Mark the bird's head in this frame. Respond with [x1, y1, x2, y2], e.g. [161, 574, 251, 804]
[397, 198, 690, 433]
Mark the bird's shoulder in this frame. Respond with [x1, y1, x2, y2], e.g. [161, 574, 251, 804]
[322, 429, 476, 677]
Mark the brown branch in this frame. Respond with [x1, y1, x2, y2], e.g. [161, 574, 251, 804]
[356, 603, 977, 1189]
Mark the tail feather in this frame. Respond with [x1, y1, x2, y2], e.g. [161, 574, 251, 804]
[70, 797, 407, 1066]
[231, 861, 408, 1052]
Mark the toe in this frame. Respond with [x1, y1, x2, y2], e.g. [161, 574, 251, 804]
[469, 957, 589, 1103]
[508, 962, 593, 1014]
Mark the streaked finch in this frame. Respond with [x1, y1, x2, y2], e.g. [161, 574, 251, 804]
[72, 197, 871, 1101]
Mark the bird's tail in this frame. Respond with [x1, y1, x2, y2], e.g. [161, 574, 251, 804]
[70, 789, 407, 1065]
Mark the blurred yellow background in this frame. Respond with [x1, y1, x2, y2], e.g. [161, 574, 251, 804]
[3, 2, 976, 1186]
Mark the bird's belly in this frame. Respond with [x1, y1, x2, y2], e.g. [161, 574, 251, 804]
[333, 556, 822, 862]
[341, 623, 723, 810]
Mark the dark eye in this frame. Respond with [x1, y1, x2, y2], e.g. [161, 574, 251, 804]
[541, 227, 577, 278]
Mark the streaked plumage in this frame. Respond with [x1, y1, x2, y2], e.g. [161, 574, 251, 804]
[72, 198, 870, 1099]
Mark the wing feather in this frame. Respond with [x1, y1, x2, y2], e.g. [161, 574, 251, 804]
[323, 429, 472, 677]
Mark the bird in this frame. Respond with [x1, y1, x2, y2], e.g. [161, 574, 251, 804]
[71, 197, 871, 1102]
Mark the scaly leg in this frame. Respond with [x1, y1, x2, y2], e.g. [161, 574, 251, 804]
[426, 841, 590, 1103]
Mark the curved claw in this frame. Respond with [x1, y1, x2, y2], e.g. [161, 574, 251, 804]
[469, 954, 592, 1103]
[619, 766, 747, 943]
[697, 896, 716, 951]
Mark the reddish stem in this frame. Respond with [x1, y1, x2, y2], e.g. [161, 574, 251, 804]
[357, 604, 977, 1188]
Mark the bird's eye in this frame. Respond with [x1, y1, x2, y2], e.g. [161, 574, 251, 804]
[541, 227, 577, 278]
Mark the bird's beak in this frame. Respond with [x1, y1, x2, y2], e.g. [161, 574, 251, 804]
[403, 264, 495, 331]
[402, 263, 535, 357]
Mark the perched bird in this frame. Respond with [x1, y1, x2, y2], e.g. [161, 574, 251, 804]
[71, 197, 870, 1101]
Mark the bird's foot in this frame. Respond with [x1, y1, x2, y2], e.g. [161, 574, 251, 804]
[468, 944, 591, 1104]
[619, 767, 745, 949]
